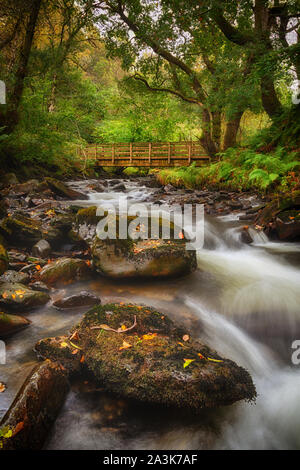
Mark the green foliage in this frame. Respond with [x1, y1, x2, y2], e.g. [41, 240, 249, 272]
[157, 146, 299, 193]
[123, 167, 149, 176]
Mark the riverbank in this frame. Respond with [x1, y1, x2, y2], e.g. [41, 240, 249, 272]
[0, 175, 300, 449]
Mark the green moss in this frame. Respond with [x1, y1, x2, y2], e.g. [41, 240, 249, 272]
[76, 206, 101, 225]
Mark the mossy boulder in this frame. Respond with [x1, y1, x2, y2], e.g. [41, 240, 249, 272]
[39, 257, 91, 287]
[0, 244, 8, 275]
[0, 215, 43, 246]
[0, 270, 30, 285]
[0, 312, 30, 338]
[92, 237, 197, 279]
[0, 283, 50, 311]
[35, 303, 256, 410]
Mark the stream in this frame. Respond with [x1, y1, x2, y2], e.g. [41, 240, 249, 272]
[1, 178, 300, 450]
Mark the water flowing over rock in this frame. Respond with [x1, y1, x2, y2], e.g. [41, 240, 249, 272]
[39, 257, 91, 286]
[35, 303, 256, 410]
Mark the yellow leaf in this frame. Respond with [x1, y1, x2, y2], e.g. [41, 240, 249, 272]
[60, 342, 68, 348]
[121, 325, 127, 331]
[142, 333, 157, 340]
[183, 358, 195, 369]
[178, 342, 184, 347]
[69, 341, 83, 350]
[119, 341, 132, 351]
[207, 357, 223, 363]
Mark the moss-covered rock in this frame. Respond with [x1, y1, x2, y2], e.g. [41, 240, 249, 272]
[39, 257, 91, 286]
[92, 237, 197, 279]
[35, 303, 256, 410]
[0, 283, 50, 311]
[0, 244, 8, 275]
[0, 215, 43, 246]
[0, 270, 30, 285]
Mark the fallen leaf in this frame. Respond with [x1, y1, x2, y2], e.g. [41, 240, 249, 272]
[207, 357, 223, 363]
[0, 382, 6, 393]
[198, 353, 205, 359]
[120, 325, 127, 331]
[178, 342, 184, 347]
[69, 341, 83, 350]
[12, 421, 24, 437]
[80, 355, 85, 363]
[142, 333, 157, 340]
[72, 349, 79, 355]
[60, 342, 68, 348]
[119, 341, 132, 351]
[183, 358, 195, 369]
[183, 334, 189, 342]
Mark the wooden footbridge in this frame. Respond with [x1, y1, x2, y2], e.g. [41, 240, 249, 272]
[77, 142, 210, 167]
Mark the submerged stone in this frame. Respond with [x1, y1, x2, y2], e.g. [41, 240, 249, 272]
[35, 303, 256, 410]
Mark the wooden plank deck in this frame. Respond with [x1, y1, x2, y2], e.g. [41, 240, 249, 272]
[77, 142, 210, 167]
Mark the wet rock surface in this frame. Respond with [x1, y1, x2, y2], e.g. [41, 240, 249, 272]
[39, 257, 91, 286]
[0, 282, 50, 311]
[53, 291, 101, 309]
[35, 303, 256, 410]
[0, 361, 69, 450]
[0, 312, 30, 338]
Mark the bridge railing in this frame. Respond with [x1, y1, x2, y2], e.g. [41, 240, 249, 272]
[77, 142, 210, 167]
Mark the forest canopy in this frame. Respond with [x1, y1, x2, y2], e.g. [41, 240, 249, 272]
[0, 0, 299, 178]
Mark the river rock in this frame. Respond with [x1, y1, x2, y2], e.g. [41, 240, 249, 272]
[0, 244, 8, 275]
[112, 182, 126, 191]
[32, 240, 51, 258]
[39, 257, 91, 286]
[0, 283, 50, 311]
[0, 360, 69, 450]
[0, 312, 30, 338]
[0, 270, 30, 285]
[92, 235, 196, 279]
[5, 173, 19, 186]
[0, 214, 43, 246]
[256, 191, 300, 241]
[53, 291, 101, 309]
[44, 177, 88, 200]
[35, 303, 256, 410]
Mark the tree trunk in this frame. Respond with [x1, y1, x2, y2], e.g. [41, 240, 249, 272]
[211, 110, 222, 152]
[2, 0, 42, 132]
[200, 108, 219, 158]
[48, 73, 58, 113]
[223, 112, 244, 150]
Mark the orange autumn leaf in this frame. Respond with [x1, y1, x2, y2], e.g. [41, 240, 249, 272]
[69, 331, 79, 341]
[35, 265, 41, 271]
[72, 349, 79, 355]
[80, 355, 85, 363]
[182, 334, 189, 342]
[178, 231, 184, 239]
[178, 342, 184, 347]
[198, 352, 205, 359]
[120, 325, 127, 331]
[0, 382, 6, 393]
[12, 421, 24, 437]
[142, 333, 157, 340]
[119, 341, 132, 351]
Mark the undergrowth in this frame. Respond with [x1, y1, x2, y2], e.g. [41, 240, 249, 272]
[157, 146, 300, 194]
